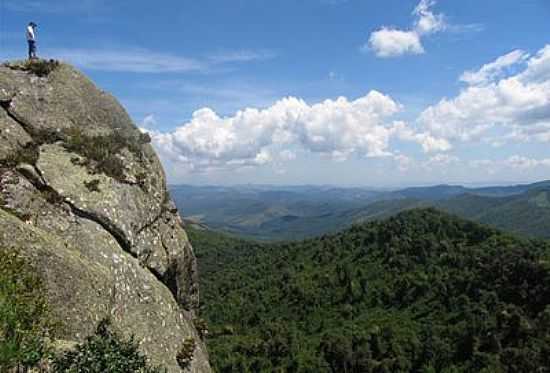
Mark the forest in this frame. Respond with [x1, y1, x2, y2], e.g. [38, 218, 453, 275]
[188, 208, 550, 372]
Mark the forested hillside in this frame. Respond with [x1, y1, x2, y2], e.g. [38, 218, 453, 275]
[189, 209, 550, 372]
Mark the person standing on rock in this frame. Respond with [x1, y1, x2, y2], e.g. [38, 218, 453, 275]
[26, 22, 38, 60]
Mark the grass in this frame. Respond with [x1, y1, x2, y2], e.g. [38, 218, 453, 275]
[62, 127, 148, 185]
[0, 145, 39, 169]
[52, 318, 164, 373]
[84, 179, 101, 193]
[0, 249, 53, 371]
[176, 338, 196, 369]
[4, 59, 60, 77]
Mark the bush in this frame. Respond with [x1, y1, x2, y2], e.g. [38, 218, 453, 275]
[84, 179, 101, 193]
[0, 145, 39, 169]
[52, 319, 164, 373]
[62, 127, 145, 184]
[4, 59, 60, 77]
[193, 318, 209, 339]
[0, 249, 52, 371]
[176, 338, 196, 369]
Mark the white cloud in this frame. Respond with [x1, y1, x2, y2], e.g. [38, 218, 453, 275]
[469, 156, 550, 172]
[393, 154, 414, 171]
[413, 0, 446, 35]
[145, 91, 423, 173]
[392, 121, 452, 153]
[505, 155, 550, 170]
[140, 114, 157, 129]
[367, 28, 424, 58]
[208, 50, 276, 64]
[279, 150, 297, 161]
[422, 153, 459, 170]
[418, 45, 550, 149]
[460, 50, 529, 86]
[47, 47, 275, 73]
[50, 48, 204, 73]
[366, 0, 446, 58]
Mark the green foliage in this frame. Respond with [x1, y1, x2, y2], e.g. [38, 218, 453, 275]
[0, 249, 52, 371]
[136, 172, 148, 192]
[38, 186, 66, 206]
[193, 318, 209, 339]
[62, 127, 145, 183]
[4, 59, 60, 77]
[138, 132, 152, 145]
[52, 319, 164, 373]
[84, 179, 101, 193]
[176, 338, 196, 369]
[0, 145, 40, 169]
[435, 189, 550, 239]
[191, 209, 550, 372]
[0, 125, 146, 186]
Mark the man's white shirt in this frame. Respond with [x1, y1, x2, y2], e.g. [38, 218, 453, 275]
[26, 26, 35, 41]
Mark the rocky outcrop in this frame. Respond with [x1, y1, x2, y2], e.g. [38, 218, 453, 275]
[0, 61, 210, 372]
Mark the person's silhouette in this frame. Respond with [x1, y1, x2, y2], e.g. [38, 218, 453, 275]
[26, 22, 37, 60]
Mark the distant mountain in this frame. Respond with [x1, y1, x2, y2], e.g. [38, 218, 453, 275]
[170, 181, 550, 240]
[395, 184, 469, 200]
[190, 209, 550, 372]
[341, 187, 550, 239]
[437, 188, 550, 238]
[392, 180, 550, 200]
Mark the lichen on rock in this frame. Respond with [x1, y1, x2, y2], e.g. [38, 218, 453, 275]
[0, 62, 210, 372]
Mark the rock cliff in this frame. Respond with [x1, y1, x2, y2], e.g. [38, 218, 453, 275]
[0, 61, 211, 372]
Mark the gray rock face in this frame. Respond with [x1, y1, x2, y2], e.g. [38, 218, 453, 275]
[0, 62, 210, 372]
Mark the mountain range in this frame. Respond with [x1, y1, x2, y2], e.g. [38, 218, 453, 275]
[171, 181, 550, 240]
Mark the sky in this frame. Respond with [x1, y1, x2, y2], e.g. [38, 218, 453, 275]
[1, 0, 550, 187]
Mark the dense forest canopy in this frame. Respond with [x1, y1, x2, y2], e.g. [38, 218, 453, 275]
[189, 209, 550, 372]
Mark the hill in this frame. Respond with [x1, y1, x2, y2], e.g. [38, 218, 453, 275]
[435, 188, 550, 239]
[190, 209, 550, 372]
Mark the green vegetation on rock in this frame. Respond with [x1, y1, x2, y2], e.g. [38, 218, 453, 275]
[3, 59, 60, 77]
[190, 209, 550, 372]
[52, 319, 164, 373]
[0, 249, 53, 371]
[63, 126, 150, 185]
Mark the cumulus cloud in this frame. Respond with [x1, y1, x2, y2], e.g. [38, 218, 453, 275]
[145, 91, 426, 173]
[392, 121, 452, 153]
[366, 0, 446, 58]
[418, 45, 550, 149]
[413, 0, 446, 35]
[367, 29, 424, 58]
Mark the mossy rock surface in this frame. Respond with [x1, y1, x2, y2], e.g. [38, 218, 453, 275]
[0, 62, 210, 372]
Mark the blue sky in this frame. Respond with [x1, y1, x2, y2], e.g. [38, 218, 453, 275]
[2, 0, 550, 187]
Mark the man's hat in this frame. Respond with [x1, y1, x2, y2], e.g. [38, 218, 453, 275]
[29, 22, 37, 27]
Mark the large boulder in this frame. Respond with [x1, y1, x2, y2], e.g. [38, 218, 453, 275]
[0, 61, 210, 372]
